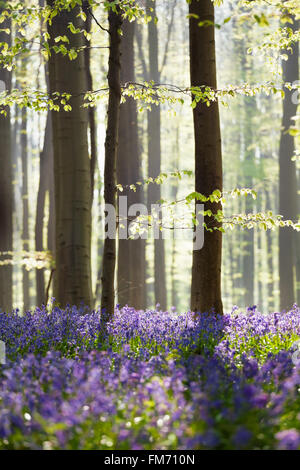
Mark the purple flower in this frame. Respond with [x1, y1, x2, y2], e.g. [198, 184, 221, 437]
[233, 428, 252, 448]
[276, 429, 300, 450]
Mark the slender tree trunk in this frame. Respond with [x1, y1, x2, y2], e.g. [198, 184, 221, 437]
[47, 1, 92, 307]
[83, 6, 97, 201]
[146, 0, 167, 311]
[189, 0, 223, 314]
[35, 112, 53, 305]
[256, 199, 263, 308]
[0, 15, 13, 312]
[37, 0, 55, 308]
[117, 20, 146, 310]
[279, 18, 299, 311]
[265, 189, 274, 311]
[101, 5, 122, 318]
[295, 209, 300, 305]
[171, 126, 180, 309]
[47, 116, 55, 258]
[95, 167, 103, 304]
[83, 4, 98, 306]
[21, 104, 30, 311]
[293, 36, 300, 307]
[242, 99, 255, 307]
[241, 39, 256, 306]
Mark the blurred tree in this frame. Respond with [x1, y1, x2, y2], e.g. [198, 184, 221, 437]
[241, 41, 256, 308]
[0, 6, 12, 312]
[279, 16, 299, 311]
[83, 2, 97, 201]
[21, 95, 30, 310]
[35, 110, 54, 306]
[146, 0, 167, 311]
[117, 19, 146, 310]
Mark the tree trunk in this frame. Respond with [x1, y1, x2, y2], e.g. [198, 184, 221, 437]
[21, 104, 30, 311]
[95, 166, 103, 305]
[240, 37, 255, 307]
[189, 0, 223, 314]
[0, 15, 13, 312]
[171, 126, 180, 309]
[117, 19, 146, 310]
[146, 0, 167, 311]
[35, 112, 53, 306]
[242, 99, 255, 307]
[47, 1, 92, 307]
[265, 189, 274, 311]
[279, 18, 299, 311]
[295, 209, 300, 306]
[83, 6, 97, 201]
[101, 5, 122, 319]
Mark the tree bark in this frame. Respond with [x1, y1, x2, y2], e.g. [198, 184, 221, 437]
[189, 0, 223, 314]
[171, 126, 180, 309]
[101, 4, 122, 319]
[265, 189, 274, 311]
[117, 20, 146, 310]
[279, 17, 299, 311]
[242, 99, 255, 307]
[240, 38, 255, 307]
[146, 0, 167, 311]
[47, 1, 92, 307]
[0, 13, 13, 312]
[35, 112, 53, 306]
[21, 104, 30, 311]
[83, 6, 97, 201]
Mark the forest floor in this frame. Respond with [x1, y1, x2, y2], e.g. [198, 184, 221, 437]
[1, 304, 300, 450]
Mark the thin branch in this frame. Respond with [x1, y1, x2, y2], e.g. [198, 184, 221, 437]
[87, 6, 110, 34]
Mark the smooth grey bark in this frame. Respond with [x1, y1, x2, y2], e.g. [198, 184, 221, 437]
[0, 13, 13, 312]
[146, 0, 167, 311]
[117, 20, 146, 310]
[242, 98, 255, 307]
[279, 18, 299, 311]
[47, 1, 92, 307]
[21, 104, 30, 311]
[240, 39, 255, 307]
[189, 0, 223, 314]
[265, 189, 275, 311]
[35, 112, 54, 306]
[171, 126, 180, 309]
[83, 6, 97, 201]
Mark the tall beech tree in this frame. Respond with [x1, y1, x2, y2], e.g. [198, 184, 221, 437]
[189, 0, 223, 314]
[35, 111, 54, 306]
[171, 125, 180, 309]
[146, 0, 167, 311]
[47, 1, 92, 307]
[117, 19, 146, 310]
[291, 19, 300, 308]
[279, 17, 299, 311]
[241, 51, 256, 308]
[36, 3, 55, 306]
[101, 4, 122, 318]
[21, 103, 30, 310]
[83, 3, 97, 201]
[0, 10, 13, 312]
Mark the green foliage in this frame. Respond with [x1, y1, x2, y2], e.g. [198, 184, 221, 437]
[229, 331, 300, 364]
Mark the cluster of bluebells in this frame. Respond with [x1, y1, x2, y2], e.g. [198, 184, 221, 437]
[1, 302, 300, 449]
